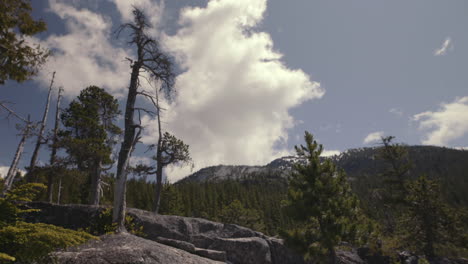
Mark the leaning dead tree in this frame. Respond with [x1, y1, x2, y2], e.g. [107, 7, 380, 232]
[112, 8, 174, 231]
[29, 71, 55, 180]
[47, 86, 63, 202]
[0, 102, 35, 195]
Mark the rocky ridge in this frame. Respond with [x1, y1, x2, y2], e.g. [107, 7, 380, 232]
[23, 202, 468, 264]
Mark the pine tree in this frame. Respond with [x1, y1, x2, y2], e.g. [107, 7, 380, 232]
[0, 0, 49, 84]
[59, 86, 121, 205]
[282, 131, 360, 263]
[399, 175, 460, 259]
[376, 136, 412, 234]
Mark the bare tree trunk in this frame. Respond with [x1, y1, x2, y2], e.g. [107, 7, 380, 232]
[113, 60, 141, 232]
[89, 159, 102, 205]
[48, 86, 62, 203]
[153, 91, 163, 214]
[30, 71, 55, 180]
[112, 8, 174, 231]
[57, 176, 63, 204]
[328, 247, 337, 264]
[2, 117, 32, 195]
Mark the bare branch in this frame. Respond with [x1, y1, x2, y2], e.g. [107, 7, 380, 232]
[0, 102, 29, 123]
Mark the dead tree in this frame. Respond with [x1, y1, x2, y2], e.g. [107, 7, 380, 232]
[112, 8, 174, 231]
[29, 71, 55, 180]
[47, 86, 63, 202]
[1, 116, 34, 195]
[139, 88, 191, 214]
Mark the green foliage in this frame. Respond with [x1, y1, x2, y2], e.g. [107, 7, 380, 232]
[60, 86, 121, 168]
[159, 183, 184, 216]
[159, 132, 192, 166]
[0, 183, 95, 263]
[87, 208, 144, 237]
[398, 175, 466, 258]
[125, 176, 289, 235]
[219, 199, 265, 232]
[0, 222, 95, 263]
[282, 131, 362, 263]
[0, 183, 45, 227]
[59, 86, 121, 204]
[0, 252, 15, 262]
[377, 136, 412, 206]
[0, 0, 49, 84]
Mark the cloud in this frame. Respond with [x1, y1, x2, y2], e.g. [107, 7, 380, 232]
[152, 0, 323, 182]
[389, 108, 403, 117]
[434, 37, 453, 56]
[33, 0, 133, 98]
[0, 166, 8, 179]
[112, 0, 164, 36]
[33, 0, 323, 183]
[0, 166, 26, 179]
[363, 131, 384, 144]
[413, 96, 468, 146]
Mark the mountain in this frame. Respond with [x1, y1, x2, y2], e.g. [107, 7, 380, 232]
[177, 146, 468, 206]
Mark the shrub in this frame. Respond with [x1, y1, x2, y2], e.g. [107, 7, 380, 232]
[0, 183, 96, 263]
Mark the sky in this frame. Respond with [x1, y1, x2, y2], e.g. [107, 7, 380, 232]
[1, 0, 467, 182]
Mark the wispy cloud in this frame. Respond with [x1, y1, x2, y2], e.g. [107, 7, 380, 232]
[363, 131, 384, 144]
[434, 37, 453, 56]
[413, 96, 468, 146]
[389, 108, 403, 117]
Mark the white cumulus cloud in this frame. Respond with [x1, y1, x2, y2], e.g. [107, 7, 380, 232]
[34, 0, 323, 182]
[33, 0, 133, 98]
[363, 131, 384, 144]
[413, 96, 468, 146]
[153, 0, 323, 181]
[0, 166, 26, 179]
[0, 166, 9, 179]
[434, 37, 453, 56]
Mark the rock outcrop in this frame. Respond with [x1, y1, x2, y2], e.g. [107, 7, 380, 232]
[23, 202, 306, 264]
[52, 233, 224, 264]
[22, 202, 468, 264]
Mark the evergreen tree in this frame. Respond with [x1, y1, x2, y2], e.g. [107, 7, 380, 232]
[59, 86, 121, 205]
[282, 131, 360, 263]
[399, 175, 462, 259]
[375, 136, 412, 234]
[0, 0, 49, 84]
[219, 199, 265, 232]
[377, 136, 411, 206]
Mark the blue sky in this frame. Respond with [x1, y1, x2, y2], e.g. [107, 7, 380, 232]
[1, 0, 467, 181]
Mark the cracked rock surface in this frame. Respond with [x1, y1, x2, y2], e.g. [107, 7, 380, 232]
[52, 233, 224, 264]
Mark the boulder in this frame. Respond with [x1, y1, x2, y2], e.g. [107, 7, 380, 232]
[23, 202, 308, 264]
[209, 237, 272, 264]
[52, 233, 223, 264]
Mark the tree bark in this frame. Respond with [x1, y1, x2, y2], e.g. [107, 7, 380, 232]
[153, 91, 164, 214]
[2, 117, 32, 195]
[48, 86, 62, 203]
[112, 60, 141, 232]
[89, 159, 102, 205]
[328, 246, 337, 264]
[29, 71, 55, 180]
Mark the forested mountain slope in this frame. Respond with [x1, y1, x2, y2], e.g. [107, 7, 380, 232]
[178, 146, 468, 206]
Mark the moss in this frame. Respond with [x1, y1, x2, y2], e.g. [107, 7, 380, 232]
[0, 221, 96, 263]
[0, 252, 15, 262]
[0, 183, 96, 263]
